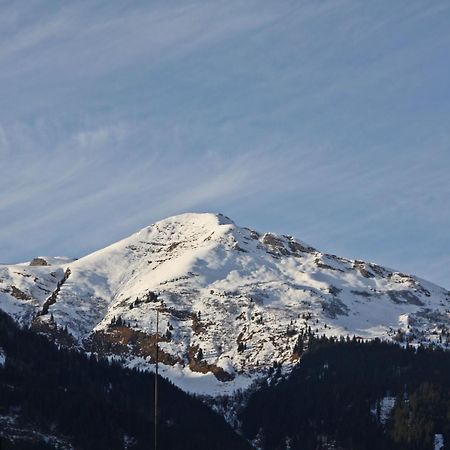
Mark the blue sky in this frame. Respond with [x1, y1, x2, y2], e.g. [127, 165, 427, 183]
[1, 1, 449, 288]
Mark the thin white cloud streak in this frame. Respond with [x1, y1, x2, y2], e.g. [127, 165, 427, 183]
[0, 121, 297, 237]
[0, 1, 279, 81]
[1, 115, 449, 285]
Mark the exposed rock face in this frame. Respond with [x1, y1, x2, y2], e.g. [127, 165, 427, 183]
[0, 212, 449, 395]
[87, 325, 181, 366]
[30, 258, 49, 266]
[10, 286, 31, 301]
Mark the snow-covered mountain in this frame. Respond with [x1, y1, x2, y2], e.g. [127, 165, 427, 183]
[1, 213, 449, 395]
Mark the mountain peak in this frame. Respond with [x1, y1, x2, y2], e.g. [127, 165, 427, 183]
[133, 212, 238, 245]
[151, 212, 235, 228]
[1, 213, 449, 396]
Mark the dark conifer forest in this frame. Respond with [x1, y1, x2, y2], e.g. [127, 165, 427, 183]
[239, 336, 450, 450]
[0, 311, 251, 450]
[1, 308, 450, 450]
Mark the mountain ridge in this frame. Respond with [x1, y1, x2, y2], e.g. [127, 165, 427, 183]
[1, 212, 449, 395]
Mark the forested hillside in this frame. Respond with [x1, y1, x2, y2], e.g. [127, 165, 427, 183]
[0, 311, 252, 450]
[239, 337, 450, 450]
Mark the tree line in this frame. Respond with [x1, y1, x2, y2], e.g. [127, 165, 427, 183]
[0, 310, 251, 450]
[239, 336, 450, 449]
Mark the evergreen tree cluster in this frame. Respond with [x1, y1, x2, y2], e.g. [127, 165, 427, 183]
[240, 337, 450, 450]
[0, 311, 251, 450]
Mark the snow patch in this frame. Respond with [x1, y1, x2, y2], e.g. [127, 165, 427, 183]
[125, 357, 255, 396]
[371, 396, 396, 424]
[0, 347, 6, 367]
[434, 434, 444, 450]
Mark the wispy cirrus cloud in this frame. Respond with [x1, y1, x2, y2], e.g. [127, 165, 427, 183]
[1, 1, 450, 288]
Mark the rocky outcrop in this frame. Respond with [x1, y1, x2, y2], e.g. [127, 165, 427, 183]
[29, 258, 49, 266]
[40, 268, 71, 315]
[87, 325, 181, 366]
[187, 345, 235, 382]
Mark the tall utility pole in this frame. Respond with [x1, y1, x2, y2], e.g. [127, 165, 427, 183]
[154, 308, 159, 450]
